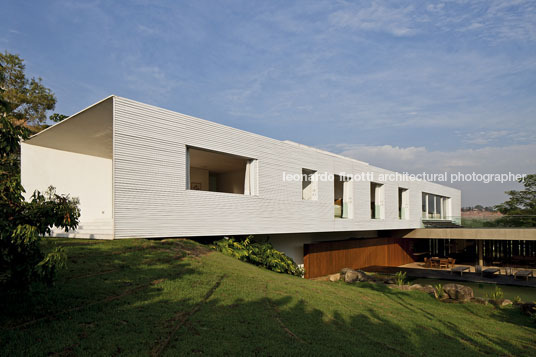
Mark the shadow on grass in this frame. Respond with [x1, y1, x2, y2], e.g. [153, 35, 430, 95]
[148, 294, 536, 356]
[0, 238, 205, 328]
[1, 239, 535, 356]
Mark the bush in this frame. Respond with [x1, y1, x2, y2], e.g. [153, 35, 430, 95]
[1, 100, 80, 289]
[212, 236, 304, 277]
[394, 271, 407, 286]
[487, 286, 504, 300]
[434, 283, 444, 299]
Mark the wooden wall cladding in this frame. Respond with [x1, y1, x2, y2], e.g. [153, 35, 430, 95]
[303, 237, 414, 279]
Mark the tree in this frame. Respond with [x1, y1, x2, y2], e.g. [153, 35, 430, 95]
[494, 174, 536, 227]
[49, 113, 68, 123]
[1, 87, 80, 289]
[0, 51, 57, 126]
[495, 175, 536, 215]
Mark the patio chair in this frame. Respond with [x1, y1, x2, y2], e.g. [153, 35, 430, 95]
[448, 258, 456, 268]
[424, 257, 431, 268]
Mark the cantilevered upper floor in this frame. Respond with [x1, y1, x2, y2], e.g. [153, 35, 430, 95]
[21, 96, 461, 239]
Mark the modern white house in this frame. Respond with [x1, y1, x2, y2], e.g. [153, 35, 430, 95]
[21, 95, 461, 271]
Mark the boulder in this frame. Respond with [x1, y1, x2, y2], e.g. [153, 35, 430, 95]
[342, 269, 370, 283]
[328, 273, 341, 282]
[420, 285, 439, 299]
[355, 270, 370, 282]
[340, 268, 354, 275]
[443, 284, 474, 302]
[396, 285, 412, 291]
[502, 299, 513, 307]
[471, 297, 488, 305]
[490, 299, 513, 307]
[395, 284, 438, 298]
[344, 270, 359, 283]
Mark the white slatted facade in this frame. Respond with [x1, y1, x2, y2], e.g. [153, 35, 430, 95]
[112, 96, 461, 239]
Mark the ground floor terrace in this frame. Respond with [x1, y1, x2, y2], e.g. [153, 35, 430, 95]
[302, 228, 536, 280]
[405, 228, 536, 268]
[373, 263, 536, 288]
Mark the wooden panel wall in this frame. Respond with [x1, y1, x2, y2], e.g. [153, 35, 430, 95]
[304, 237, 415, 279]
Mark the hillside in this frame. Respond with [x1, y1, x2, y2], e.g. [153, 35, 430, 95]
[1, 238, 535, 356]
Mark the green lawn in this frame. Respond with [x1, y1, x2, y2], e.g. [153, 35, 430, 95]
[1, 238, 535, 356]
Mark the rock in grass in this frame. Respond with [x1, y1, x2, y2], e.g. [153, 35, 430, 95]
[355, 270, 370, 282]
[420, 285, 438, 298]
[490, 299, 513, 307]
[340, 267, 353, 275]
[501, 299, 513, 307]
[342, 269, 370, 283]
[328, 273, 341, 282]
[471, 297, 488, 305]
[344, 270, 359, 283]
[443, 284, 474, 302]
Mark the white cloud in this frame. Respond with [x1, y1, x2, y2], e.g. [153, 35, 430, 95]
[332, 143, 536, 205]
[329, 2, 417, 37]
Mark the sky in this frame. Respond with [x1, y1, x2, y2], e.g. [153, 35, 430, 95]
[1, 0, 535, 206]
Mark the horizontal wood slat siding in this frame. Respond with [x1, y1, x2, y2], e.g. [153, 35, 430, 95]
[112, 96, 461, 239]
[303, 238, 415, 279]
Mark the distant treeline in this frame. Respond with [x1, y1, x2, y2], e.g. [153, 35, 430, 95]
[461, 205, 497, 212]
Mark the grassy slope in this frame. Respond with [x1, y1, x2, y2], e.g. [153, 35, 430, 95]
[1, 239, 535, 356]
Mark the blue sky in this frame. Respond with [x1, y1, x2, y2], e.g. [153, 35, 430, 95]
[2, 0, 535, 205]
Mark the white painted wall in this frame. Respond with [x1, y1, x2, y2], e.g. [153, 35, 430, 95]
[113, 96, 461, 239]
[21, 143, 113, 238]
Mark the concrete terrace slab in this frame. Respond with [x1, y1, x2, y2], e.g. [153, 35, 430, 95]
[364, 265, 536, 288]
[400, 228, 536, 241]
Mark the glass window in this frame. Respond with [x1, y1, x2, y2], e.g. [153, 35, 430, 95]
[422, 193, 427, 219]
[428, 194, 435, 219]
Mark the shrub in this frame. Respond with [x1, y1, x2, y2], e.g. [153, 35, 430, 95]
[513, 296, 522, 305]
[434, 283, 444, 299]
[487, 286, 504, 300]
[212, 236, 304, 277]
[1, 102, 80, 289]
[394, 271, 407, 286]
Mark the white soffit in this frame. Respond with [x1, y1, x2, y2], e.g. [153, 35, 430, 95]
[24, 96, 114, 159]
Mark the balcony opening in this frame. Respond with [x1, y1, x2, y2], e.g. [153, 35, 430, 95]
[370, 182, 384, 219]
[302, 168, 318, 200]
[398, 187, 409, 220]
[188, 147, 257, 195]
[334, 174, 352, 218]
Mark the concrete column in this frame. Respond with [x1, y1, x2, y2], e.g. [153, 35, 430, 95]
[478, 240, 483, 266]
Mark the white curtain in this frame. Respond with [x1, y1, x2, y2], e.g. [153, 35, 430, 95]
[244, 160, 257, 195]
